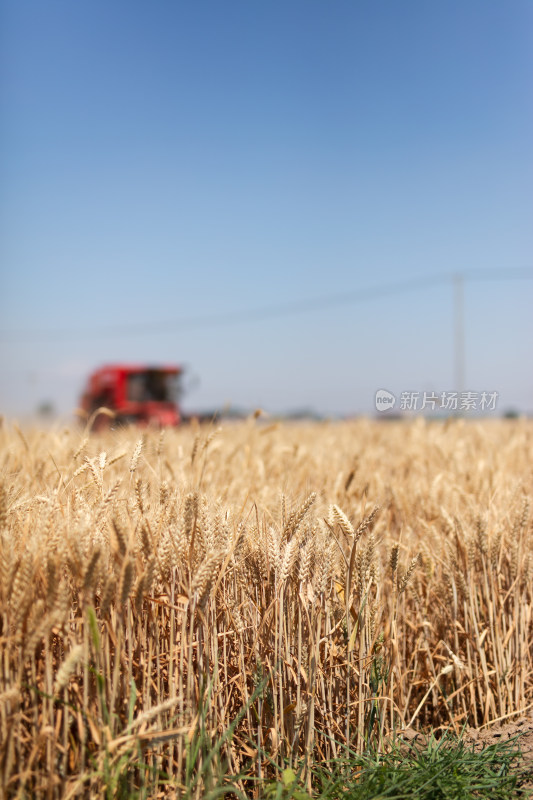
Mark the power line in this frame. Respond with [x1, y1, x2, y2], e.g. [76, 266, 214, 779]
[1, 268, 532, 343]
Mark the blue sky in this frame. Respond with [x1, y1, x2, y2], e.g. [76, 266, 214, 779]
[1, 1, 532, 417]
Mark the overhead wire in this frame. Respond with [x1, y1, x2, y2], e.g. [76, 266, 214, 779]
[0, 268, 532, 343]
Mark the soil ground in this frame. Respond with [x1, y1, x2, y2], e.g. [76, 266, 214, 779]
[464, 715, 533, 760]
[401, 715, 533, 792]
[465, 716, 533, 790]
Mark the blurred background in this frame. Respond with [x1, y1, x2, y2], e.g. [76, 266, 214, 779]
[1, 1, 532, 420]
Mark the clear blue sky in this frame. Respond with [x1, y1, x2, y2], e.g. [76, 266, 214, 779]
[1, 1, 532, 417]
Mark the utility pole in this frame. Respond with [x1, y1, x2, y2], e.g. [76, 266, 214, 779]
[454, 273, 465, 396]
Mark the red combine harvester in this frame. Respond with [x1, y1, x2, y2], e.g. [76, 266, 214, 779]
[80, 364, 183, 429]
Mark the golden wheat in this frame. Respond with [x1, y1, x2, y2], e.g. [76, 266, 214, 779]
[0, 417, 532, 797]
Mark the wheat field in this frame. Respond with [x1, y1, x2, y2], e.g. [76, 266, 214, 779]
[0, 415, 532, 797]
